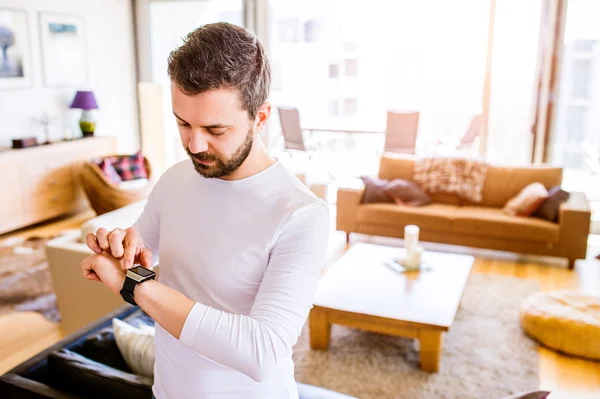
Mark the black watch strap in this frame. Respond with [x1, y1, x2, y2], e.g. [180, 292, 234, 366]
[120, 277, 139, 306]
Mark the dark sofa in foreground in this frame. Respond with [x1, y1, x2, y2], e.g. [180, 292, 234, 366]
[0, 306, 355, 399]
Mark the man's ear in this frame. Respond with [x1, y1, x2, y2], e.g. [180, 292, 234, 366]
[254, 102, 271, 133]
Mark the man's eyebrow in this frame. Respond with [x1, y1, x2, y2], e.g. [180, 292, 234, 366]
[172, 112, 232, 129]
[173, 112, 188, 124]
[201, 124, 232, 129]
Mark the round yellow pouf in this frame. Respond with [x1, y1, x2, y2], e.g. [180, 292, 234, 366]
[521, 290, 600, 360]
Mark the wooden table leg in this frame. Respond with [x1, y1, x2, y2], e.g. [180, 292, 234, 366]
[309, 308, 331, 350]
[419, 330, 443, 372]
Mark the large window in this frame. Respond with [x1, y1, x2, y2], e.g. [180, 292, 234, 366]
[142, 0, 243, 171]
[268, 0, 491, 160]
[485, 0, 543, 165]
[551, 0, 600, 232]
[149, 0, 243, 84]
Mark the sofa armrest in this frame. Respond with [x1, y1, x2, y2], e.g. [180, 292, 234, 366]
[558, 191, 591, 260]
[336, 186, 364, 233]
[45, 236, 125, 336]
[0, 374, 83, 398]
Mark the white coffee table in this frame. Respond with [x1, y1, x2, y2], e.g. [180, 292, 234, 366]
[310, 242, 474, 372]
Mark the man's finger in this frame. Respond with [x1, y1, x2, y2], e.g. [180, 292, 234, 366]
[122, 244, 138, 270]
[96, 228, 110, 250]
[81, 257, 99, 281]
[108, 229, 127, 258]
[83, 270, 101, 281]
[85, 234, 102, 254]
[122, 228, 141, 269]
[139, 248, 153, 269]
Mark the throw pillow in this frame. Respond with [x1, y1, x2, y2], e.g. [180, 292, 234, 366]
[112, 318, 155, 378]
[503, 183, 549, 216]
[360, 176, 393, 204]
[532, 185, 570, 222]
[384, 179, 432, 206]
[98, 158, 123, 185]
[47, 348, 152, 398]
[413, 157, 488, 203]
[111, 151, 149, 181]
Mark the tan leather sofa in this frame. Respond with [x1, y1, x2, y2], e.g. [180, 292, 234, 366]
[45, 201, 154, 335]
[337, 154, 591, 269]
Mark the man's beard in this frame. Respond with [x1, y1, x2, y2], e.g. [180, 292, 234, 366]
[186, 128, 254, 178]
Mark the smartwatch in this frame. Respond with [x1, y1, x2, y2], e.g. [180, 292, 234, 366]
[120, 265, 156, 306]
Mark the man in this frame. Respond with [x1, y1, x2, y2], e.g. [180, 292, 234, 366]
[81, 22, 329, 399]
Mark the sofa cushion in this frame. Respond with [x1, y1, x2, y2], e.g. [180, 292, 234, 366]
[98, 158, 123, 184]
[113, 318, 155, 378]
[503, 183, 549, 216]
[109, 151, 149, 181]
[118, 178, 150, 191]
[357, 203, 457, 232]
[533, 185, 570, 222]
[79, 309, 155, 372]
[360, 176, 393, 204]
[384, 179, 431, 206]
[379, 154, 464, 205]
[47, 349, 152, 399]
[378, 153, 414, 182]
[80, 328, 131, 372]
[478, 165, 562, 208]
[454, 206, 559, 243]
[413, 156, 488, 203]
[378, 154, 563, 208]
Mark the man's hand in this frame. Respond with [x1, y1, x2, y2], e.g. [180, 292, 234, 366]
[86, 227, 152, 270]
[81, 252, 126, 295]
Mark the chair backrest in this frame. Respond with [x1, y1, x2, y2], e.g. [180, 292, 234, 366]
[459, 114, 483, 147]
[384, 111, 419, 153]
[278, 107, 306, 151]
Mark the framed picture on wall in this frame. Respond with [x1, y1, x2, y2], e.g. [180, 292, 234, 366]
[38, 12, 87, 87]
[0, 8, 33, 90]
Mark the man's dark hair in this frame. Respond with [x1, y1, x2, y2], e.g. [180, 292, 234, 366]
[167, 22, 271, 119]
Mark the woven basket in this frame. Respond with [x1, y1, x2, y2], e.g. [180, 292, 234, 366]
[80, 155, 152, 215]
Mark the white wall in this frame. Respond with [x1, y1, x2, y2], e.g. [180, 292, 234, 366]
[0, 0, 139, 152]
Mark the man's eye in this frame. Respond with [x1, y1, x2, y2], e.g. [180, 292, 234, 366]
[178, 122, 190, 128]
[209, 129, 226, 135]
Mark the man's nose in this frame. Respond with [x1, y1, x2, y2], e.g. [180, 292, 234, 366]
[188, 131, 209, 154]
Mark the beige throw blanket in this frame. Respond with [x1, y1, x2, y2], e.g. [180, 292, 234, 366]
[414, 157, 488, 203]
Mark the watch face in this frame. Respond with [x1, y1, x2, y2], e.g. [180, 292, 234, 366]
[130, 266, 155, 278]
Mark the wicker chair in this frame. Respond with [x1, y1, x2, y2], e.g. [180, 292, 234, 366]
[80, 155, 153, 215]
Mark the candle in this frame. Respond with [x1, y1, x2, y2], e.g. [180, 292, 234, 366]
[404, 245, 424, 269]
[404, 225, 420, 253]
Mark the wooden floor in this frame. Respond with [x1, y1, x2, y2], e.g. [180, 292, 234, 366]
[1, 210, 599, 398]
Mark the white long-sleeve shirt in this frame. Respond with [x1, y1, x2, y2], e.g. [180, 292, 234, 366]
[134, 159, 330, 399]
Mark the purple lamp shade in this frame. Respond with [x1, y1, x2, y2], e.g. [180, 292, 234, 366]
[70, 91, 99, 110]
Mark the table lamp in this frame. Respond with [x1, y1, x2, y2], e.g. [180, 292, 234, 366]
[70, 90, 99, 137]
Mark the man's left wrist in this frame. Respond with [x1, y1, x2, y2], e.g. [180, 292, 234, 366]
[115, 272, 127, 295]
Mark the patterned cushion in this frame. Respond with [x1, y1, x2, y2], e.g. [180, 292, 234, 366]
[413, 157, 488, 203]
[98, 159, 123, 184]
[110, 152, 149, 181]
